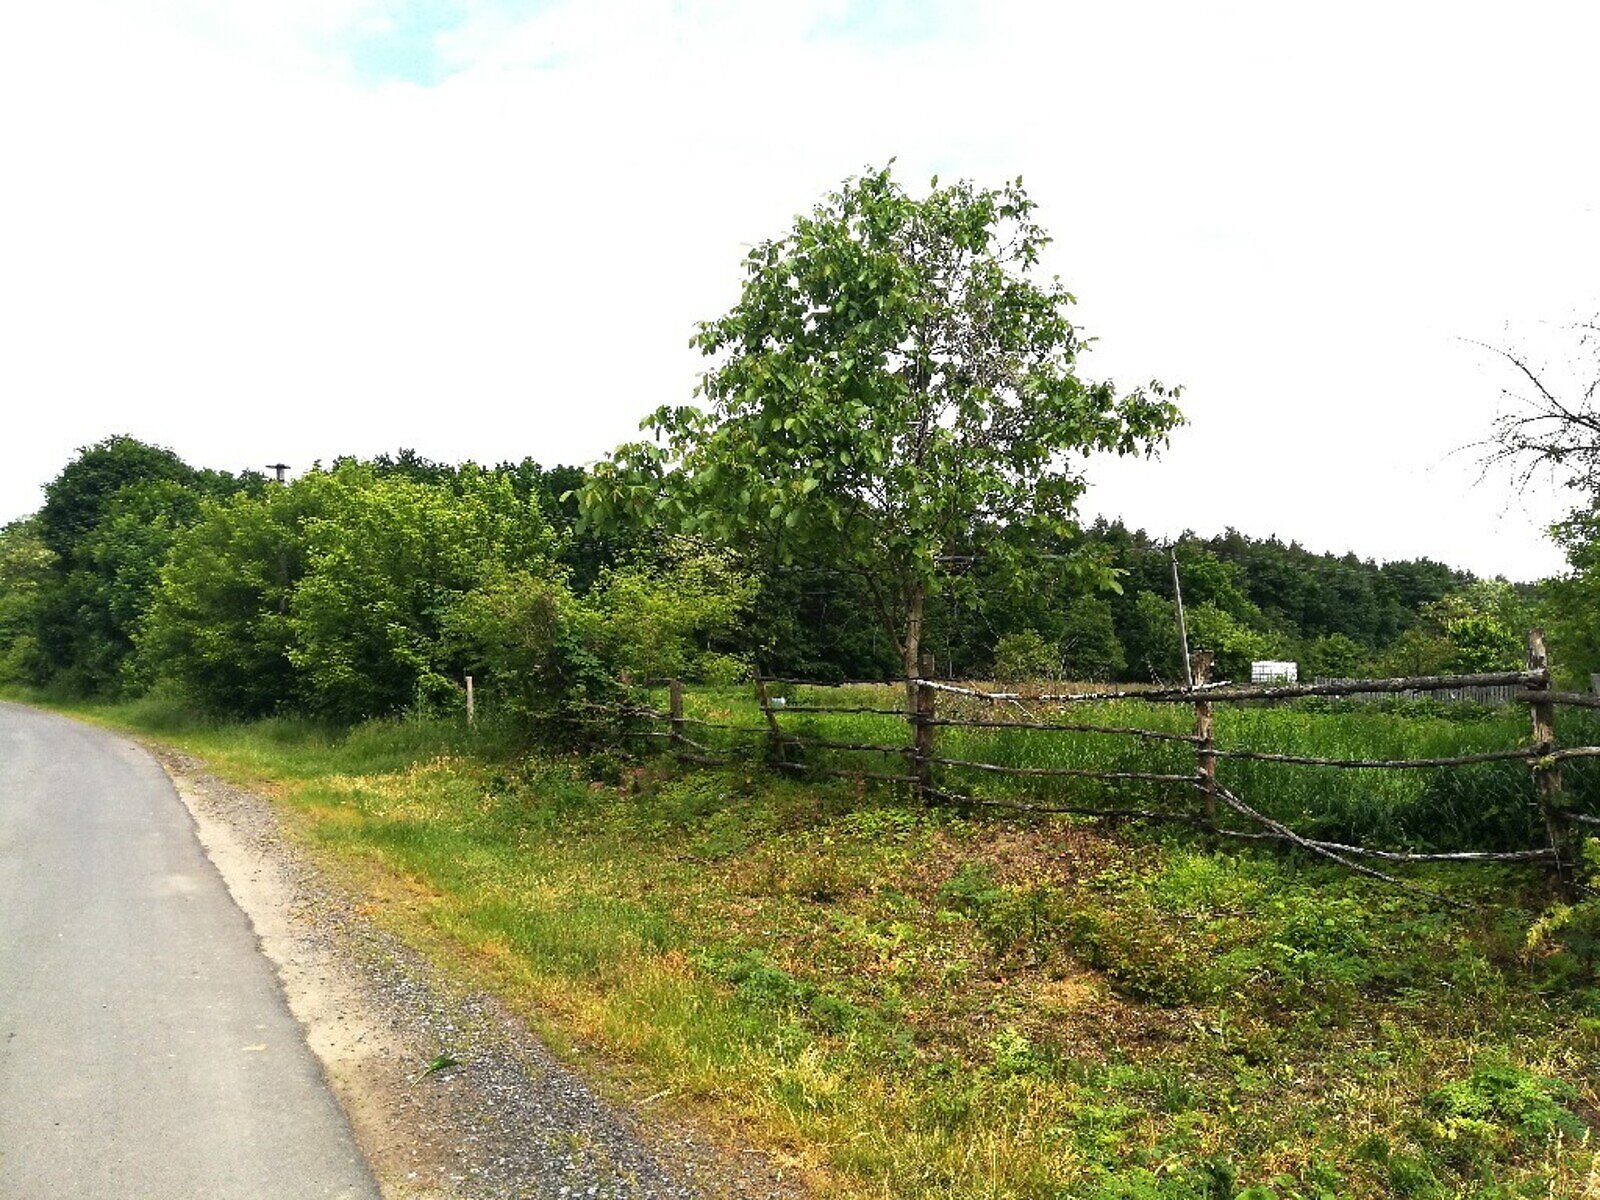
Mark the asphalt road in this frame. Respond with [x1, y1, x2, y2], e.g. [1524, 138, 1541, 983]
[0, 703, 382, 1199]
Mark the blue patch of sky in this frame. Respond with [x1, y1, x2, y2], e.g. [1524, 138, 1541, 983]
[809, 0, 955, 49]
[338, 0, 551, 86]
[335, 0, 961, 87]
[341, 0, 464, 85]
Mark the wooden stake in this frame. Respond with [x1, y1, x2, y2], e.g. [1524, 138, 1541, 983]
[1191, 651, 1216, 821]
[914, 651, 937, 804]
[1526, 629, 1574, 894]
[668, 678, 684, 750]
[465, 675, 475, 727]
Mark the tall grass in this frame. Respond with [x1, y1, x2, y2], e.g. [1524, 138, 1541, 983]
[657, 685, 1600, 854]
[14, 685, 526, 779]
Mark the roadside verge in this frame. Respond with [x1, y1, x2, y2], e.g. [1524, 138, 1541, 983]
[152, 743, 797, 1200]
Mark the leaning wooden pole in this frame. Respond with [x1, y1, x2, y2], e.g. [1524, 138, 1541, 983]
[1191, 651, 1217, 821]
[1171, 550, 1194, 689]
[754, 669, 786, 765]
[1525, 629, 1576, 896]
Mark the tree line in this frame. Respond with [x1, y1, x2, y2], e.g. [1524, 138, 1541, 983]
[0, 430, 1550, 726]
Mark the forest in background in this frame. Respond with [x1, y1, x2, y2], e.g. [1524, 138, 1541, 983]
[0, 433, 1562, 726]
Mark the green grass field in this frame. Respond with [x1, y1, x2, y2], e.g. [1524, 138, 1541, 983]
[19, 687, 1600, 1200]
[654, 683, 1600, 854]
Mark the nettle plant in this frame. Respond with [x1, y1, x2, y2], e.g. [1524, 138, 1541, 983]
[584, 166, 1181, 704]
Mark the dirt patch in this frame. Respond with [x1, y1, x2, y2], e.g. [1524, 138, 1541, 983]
[152, 746, 802, 1200]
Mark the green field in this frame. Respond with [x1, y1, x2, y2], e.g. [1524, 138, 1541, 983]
[648, 684, 1600, 855]
[26, 688, 1600, 1200]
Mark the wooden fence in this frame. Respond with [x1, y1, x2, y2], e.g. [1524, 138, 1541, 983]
[1310, 678, 1526, 706]
[609, 632, 1599, 898]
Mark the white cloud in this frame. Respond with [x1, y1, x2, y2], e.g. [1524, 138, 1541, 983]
[1, 0, 1596, 579]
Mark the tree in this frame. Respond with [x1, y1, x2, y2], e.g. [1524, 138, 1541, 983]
[1473, 315, 1600, 686]
[139, 473, 340, 714]
[25, 435, 262, 692]
[286, 467, 553, 722]
[1375, 627, 1455, 678]
[1543, 504, 1600, 687]
[33, 436, 198, 686]
[1477, 314, 1600, 495]
[36, 435, 195, 566]
[1184, 602, 1276, 681]
[992, 629, 1059, 682]
[1302, 633, 1369, 680]
[1126, 592, 1185, 683]
[583, 166, 1181, 709]
[1059, 596, 1126, 681]
[1422, 581, 1529, 672]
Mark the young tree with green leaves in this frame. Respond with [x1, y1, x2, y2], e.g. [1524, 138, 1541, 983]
[583, 166, 1181, 705]
[139, 473, 337, 714]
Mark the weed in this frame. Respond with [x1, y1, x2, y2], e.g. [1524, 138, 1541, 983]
[1426, 1063, 1586, 1147]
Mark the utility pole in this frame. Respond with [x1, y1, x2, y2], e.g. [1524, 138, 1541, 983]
[266, 463, 292, 613]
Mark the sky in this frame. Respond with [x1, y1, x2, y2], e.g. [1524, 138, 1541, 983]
[2, 0, 1597, 579]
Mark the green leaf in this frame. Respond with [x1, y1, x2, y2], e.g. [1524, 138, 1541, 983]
[410, 1053, 461, 1085]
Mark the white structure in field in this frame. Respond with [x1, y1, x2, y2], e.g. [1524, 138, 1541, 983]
[1251, 660, 1298, 684]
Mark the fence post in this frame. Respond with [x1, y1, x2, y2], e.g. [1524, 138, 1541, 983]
[465, 675, 475, 727]
[668, 678, 684, 752]
[914, 651, 937, 804]
[1191, 651, 1216, 822]
[1526, 629, 1575, 895]
[754, 669, 786, 764]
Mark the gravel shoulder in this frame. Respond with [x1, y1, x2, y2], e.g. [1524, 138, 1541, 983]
[150, 745, 802, 1200]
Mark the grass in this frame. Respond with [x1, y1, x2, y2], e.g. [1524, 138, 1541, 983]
[12, 685, 1600, 1199]
[663, 684, 1600, 854]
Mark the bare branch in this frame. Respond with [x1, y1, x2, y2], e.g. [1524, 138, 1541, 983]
[1467, 314, 1600, 496]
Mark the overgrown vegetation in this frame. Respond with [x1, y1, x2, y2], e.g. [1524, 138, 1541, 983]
[649, 684, 1600, 856]
[0, 174, 1575, 711]
[21, 695, 1597, 1199]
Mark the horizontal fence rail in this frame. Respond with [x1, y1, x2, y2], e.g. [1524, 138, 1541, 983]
[589, 631, 1599, 900]
[918, 670, 1549, 707]
[1313, 678, 1527, 706]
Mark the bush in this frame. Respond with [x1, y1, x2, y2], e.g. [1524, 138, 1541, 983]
[992, 630, 1059, 682]
[446, 569, 615, 735]
[579, 542, 755, 683]
[287, 468, 553, 722]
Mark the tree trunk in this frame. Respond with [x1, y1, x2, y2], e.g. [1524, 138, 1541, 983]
[903, 582, 925, 713]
